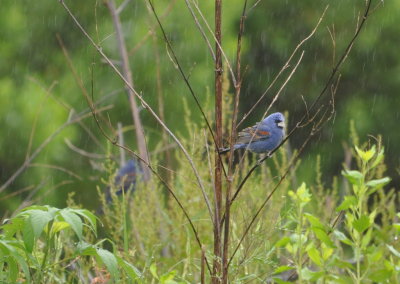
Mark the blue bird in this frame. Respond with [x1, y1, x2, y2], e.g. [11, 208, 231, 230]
[106, 159, 140, 202]
[220, 112, 285, 154]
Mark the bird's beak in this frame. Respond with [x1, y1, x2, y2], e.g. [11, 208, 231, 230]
[277, 121, 285, 128]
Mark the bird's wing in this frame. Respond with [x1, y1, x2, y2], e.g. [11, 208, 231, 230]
[236, 124, 271, 144]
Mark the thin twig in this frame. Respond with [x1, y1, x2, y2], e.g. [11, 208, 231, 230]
[233, 0, 372, 205]
[106, 0, 151, 181]
[237, 5, 328, 128]
[184, 0, 216, 61]
[226, 0, 372, 268]
[147, 0, 228, 180]
[29, 163, 83, 180]
[222, 1, 248, 282]
[0, 105, 113, 194]
[228, 125, 317, 267]
[0, 185, 35, 201]
[115, 0, 131, 14]
[117, 122, 126, 165]
[213, 0, 224, 281]
[234, 51, 305, 182]
[190, 0, 237, 87]
[59, 0, 214, 224]
[128, 0, 177, 56]
[305, 0, 372, 115]
[64, 138, 107, 159]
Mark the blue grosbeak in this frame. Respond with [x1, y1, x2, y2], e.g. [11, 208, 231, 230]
[106, 159, 139, 202]
[220, 112, 285, 154]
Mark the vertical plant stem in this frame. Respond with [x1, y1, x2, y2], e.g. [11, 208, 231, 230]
[122, 188, 129, 254]
[222, 2, 247, 283]
[117, 122, 126, 165]
[213, 0, 223, 282]
[201, 245, 206, 284]
[106, 0, 151, 181]
[297, 204, 304, 284]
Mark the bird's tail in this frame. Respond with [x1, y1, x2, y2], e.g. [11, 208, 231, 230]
[219, 147, 230, 154]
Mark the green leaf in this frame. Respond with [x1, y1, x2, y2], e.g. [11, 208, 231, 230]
[96, 248, 119, 280]
[367, 248, 383, 263]
[73, 209, 98, 236]
[366, 177, 391, 189]
[117, 257, 142, 280]
[333, 257, 354, 269]
[353, 215, 370, 233]
[336, 196, 357, 211]
[28, 210, 54, 239]
[160, 270, 177, 283]
[342, 170, 363, 185]
[1, 218, 24, 238]
[368, 269, 392, 282]
[305, 213, 326, 230]
[51, 221, 70, 234]
[355, 145, 375, 163]
[22, 220, 34, 253]
[307, 246, 322, 266]
[313, 228, 335, 248]
[11, 252, 31, 283]
[301, 267, 325, 281]
[322, 246, 334, 261]
[6, 256, 18, 283]
[371, 148, 384, 169]
[272, 279, 292, 284]
[0, 240, 31, 283]
[150, 263, 158, 279]
[275, 237, 290, 247]
[60, 209, 83, 240]
[361, 228, 372, 249]
[273, 265, 294, 275]
[333, 230, 353, 246]
[76, 241, 97, 256]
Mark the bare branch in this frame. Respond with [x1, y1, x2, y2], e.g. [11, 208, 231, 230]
[190, 0, 237, 87]
[184, 0, 216, 61]
[213, 0, 224, 281]
[237, 5, 328, 128]
[147, 0, 228, 180]
[64, 138, 108, 159]
[29, 163, 83, 180]
[0, 105, 113, 194]
[106, 0, 151, 181]
[58, 0, 214, 225]
[222, 1, 248, 282]
[116, 0, 131, 14]
[225, 0, 372, 268]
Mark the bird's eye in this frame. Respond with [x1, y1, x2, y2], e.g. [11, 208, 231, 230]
[275, 119, 281, 123]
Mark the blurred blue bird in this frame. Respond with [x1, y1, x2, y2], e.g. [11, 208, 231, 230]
[106, 159, 140, 202]
[220, 112, 285, 154]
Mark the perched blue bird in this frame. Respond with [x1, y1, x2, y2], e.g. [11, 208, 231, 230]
[220, 112, 285, 154]
[106, 159, 140, 202]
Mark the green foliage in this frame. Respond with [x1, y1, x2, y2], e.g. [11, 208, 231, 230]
[273, 144, 399, 284]
[0, 205, 142, 283]
[0, 0, 399, 282]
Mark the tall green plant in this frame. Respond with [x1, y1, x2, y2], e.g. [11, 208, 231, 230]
[0, 205, 142, 283]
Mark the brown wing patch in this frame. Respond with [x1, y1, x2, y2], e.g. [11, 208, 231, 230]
[257, 130, 270, 136]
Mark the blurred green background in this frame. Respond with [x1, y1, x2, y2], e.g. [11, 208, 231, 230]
[0, 0, 398, 214]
